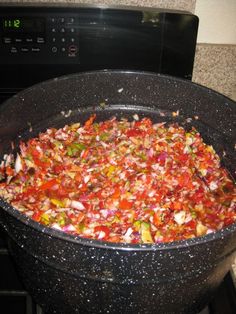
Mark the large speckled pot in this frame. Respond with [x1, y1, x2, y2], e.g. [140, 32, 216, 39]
[0, 71, 235, 314]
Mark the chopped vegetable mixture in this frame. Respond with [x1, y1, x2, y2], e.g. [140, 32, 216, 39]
[0, 115, 235, 243]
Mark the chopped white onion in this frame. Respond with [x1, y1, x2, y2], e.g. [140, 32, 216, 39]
[174, 211, 186, 225]
[70, 200, 85, 210]
[15, 154, 23, 173]
[84, 175, 90, 184]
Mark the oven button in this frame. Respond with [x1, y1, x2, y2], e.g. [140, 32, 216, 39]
[61, 37, 66, 43]
[60, 18, 65, 23]
[52, 46, 58, 53]
[15, 38, 23, 43]
[32, 47, 40, 53]
[52, 37, 56, 43]
[61, 47, 66, 52]
[68, 44, 78, 56]
[60, 28, 66, 33]
[21, 47, 29, 53]
[50, 17, 56, 23]
[25, 38, 33, 43]
[37, 37, 45, 44]
[70, 38, 75, 43]
[67, 17, 75, 23]
[10, 47, 18, 53]
[3, 37, 12, 44]
[51, 28, 56, 33]
[70, 28, 75, 33]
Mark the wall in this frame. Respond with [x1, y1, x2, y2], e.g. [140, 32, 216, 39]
[193, 0, 236, 101]
[195, 0, 236, 45]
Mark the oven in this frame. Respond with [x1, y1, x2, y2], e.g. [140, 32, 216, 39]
[0, 4, 235, 314]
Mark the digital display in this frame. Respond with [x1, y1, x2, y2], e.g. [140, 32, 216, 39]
[2, 17, 45, 32]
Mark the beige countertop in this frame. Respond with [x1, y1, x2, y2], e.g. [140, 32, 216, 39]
[193, 44, 236, 102]
[3, 0, 196, 13]
[194, 43, 235, 283]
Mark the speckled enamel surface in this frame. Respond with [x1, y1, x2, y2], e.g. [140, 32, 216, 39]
[0, 71, 236, 313]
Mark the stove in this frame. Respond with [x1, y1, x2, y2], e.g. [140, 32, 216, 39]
[0, 4, 235, 314]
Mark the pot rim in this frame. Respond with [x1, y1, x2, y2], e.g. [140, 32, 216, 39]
[0, 69, 235, 251]
[1, 197, 236, 251]
[2, 68, 236, 106]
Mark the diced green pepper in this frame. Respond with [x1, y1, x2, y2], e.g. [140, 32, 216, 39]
[67, 142, 86, 156]
[100, 132, 110, 141]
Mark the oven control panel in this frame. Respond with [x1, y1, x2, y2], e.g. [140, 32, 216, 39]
[0, 5, 198, 89]
[0, 11, 80, 64]
[2, 17, 78, 54]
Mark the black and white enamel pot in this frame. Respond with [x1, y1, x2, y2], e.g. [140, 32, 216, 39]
[0, 71, 235, 314]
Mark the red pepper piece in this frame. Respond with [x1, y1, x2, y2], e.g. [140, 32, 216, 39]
[94, 226, 110, 239]
[126, 129, 144, 137]
[84, 114, 96, 129]
[39, 178, 58, 191]
[32, 210, 43, 222]
[170, 201, 182, 211]
[119, 199, 133, 210]
[5, 166, 14, 176]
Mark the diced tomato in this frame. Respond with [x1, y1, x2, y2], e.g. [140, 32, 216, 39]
[39, 178, 58, 191]
[178, 154, 189, 163]
[32, 210, 43, 222]
[79, 184, 88, 192]
[119, 199, 133, 210]
[111, 187, 121, 199]
[185, 220, 197, 229]
[74, 172, 82, 182]
[170, 201, 182, 211]
[5, 166, 14, 176]
[53, 164, 65, 174]
[178, 172, 193, 189]
[153, 212, 162, 227]
[126, 129, 145, 137]
[140, 117, 152, 128]
[33, 157, 50, 169]
[84, 114, 96, 129]
[203, 199, 214, 207]
[55, 187, 69, 198]
[135, 190, 147, 200]
[191, 188, 204, 202]
[1, 115, 235, 244]
[107, 235, 121, 243]
[224, 217, 235, 226]
[94, 225, 110, 239]
[14, 187, 38, 201]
